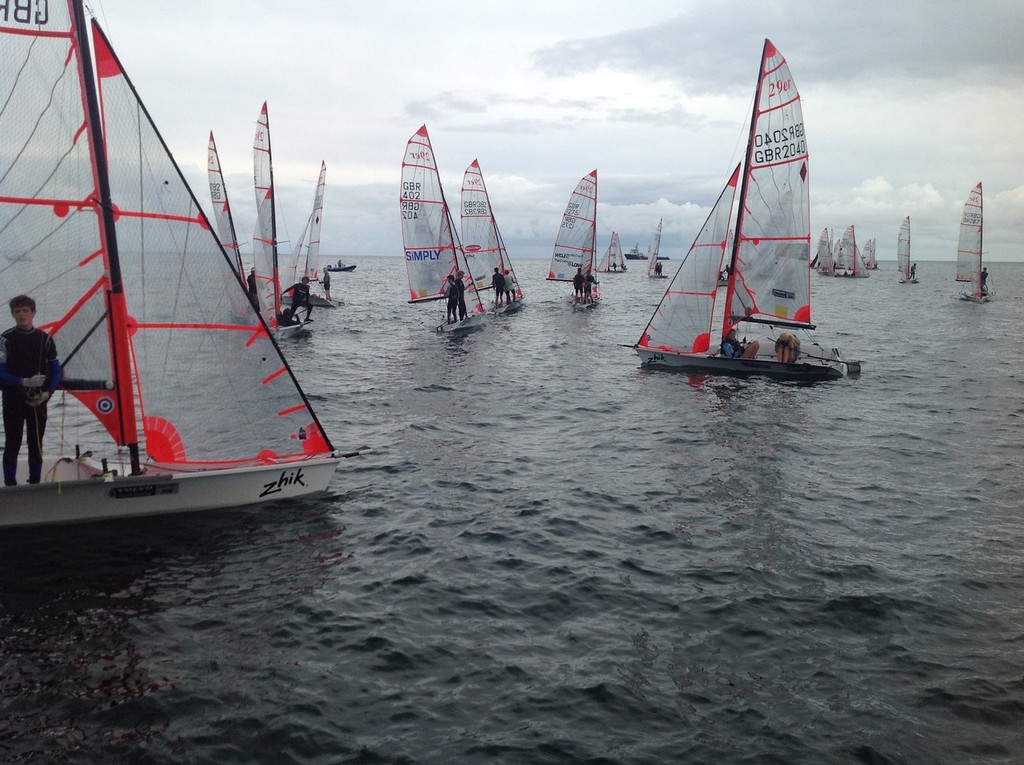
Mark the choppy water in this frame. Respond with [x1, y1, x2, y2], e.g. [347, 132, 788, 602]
[2, 257, 1023, 764]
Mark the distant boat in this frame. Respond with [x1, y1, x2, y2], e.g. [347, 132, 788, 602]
[253, 102, 311, 335]
[634, 39, 860, 381]
[548, 170, 599, 308]
[460, 159, 524, 314]
[324, 261, 357, 273]
[815, 227, 835, 276]
[897, 216, 918, 283]
[834, 225, 869, 278]
[957, 182, 990, 302]
[0, 1, 342, 525]
[624, 244, 646, 260]
[863, 237, 878, 270]
[597, 231, 627, 272]
[400, 125, 486, 332]
[646, 218, 666, 278]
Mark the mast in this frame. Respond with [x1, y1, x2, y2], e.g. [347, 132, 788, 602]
[720, 38, 769, 337]
[75, 1, 142, 474]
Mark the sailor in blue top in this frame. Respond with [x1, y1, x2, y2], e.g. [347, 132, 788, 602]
[0, 295, 62, 486]
[721, 326, 759, 360]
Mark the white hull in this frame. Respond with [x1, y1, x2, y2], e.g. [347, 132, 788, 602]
[635, 345, 860, 381]
[437, 313, 485, 333]
[959, 293, 991, 303]
[275, 320, 312, 337]
[0, 454, 341, 527]
[898, 278, 919, 284]
[491, 298, 524, 316]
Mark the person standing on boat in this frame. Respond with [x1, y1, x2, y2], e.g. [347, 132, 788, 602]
[455, 270, 468, 320]
[491, 267, 506, 309]
[584, 270, 597, 303]
[321, 270, 332, 302]
[444, 274, 459, 323]
[909, 263, 917, 280]
[0, 295, 62, 486]
[504, 269, 517, 305]
[246, 268, 259, 309]
[721, 327, 760, 360]
[572, 268, 585, 303]
[980, 267, 989, 295]
[284, 276, 313, 321]
[774, 331, 800, 363]
[654, 260, 662, 276]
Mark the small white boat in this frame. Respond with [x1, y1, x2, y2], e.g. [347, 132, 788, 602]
[596, 232, 627, 273]
[548, 170, 600, 308]
[897, 216, 918, 283]
[957, 182, 990, 302]
[645, 219, 667, 278]
[324, 261, 357, 273]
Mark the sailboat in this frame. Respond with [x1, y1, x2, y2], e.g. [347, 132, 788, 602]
[460, 159, 524, 314]
[400, 125, 486, 332]
[634, 39, 860, 381]
[815, 227, 835, 276]
[253, 102, 311, 335]
[646, 219, 666, 278]
[957, 182, 989, 302]
[0, 1, 347, 526]
[863, 237, 877, 270]
[897, 216, 917, 283]
[835, 225, 869, 278]
[284, 161, 335, 309]
[548, 170, 600, 308]
[208, 132, 245, 280]
[597, 232, 627, 272]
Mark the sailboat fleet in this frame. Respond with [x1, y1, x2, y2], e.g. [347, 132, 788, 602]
[2, 5, 1002, 525]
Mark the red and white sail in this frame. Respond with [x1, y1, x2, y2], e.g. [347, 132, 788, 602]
[460, 159, 522, 301]
[816, 228, 834, 275]
[400, 125, 484, 314]
[208, 131, 244, 278]
[597, 232, 625, 272]
[252, 102, 280, 323]
[637, 166, 741, 354]
[956, 182, 983, 289]
[548, 170, 598, 293]
[721, 39, 811, 332]
[284, 161, 326, 289]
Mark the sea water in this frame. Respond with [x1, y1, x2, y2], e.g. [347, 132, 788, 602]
[1, 258, 1022, 763]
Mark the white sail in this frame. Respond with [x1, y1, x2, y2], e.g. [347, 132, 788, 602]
[835, 225, 868, 277]
[0, 1, 341, 525]
[597, 232, 625, 272]
[460, 159, 523, 303]
[722, 39, 812, 330]
[645, 218, 664, 277]
[284, 161, 326, 289]
[863, 238, 877, 270]
[548, 170, 598, 291]
[400, 125, 485, 323]
[815, 228, 834, 276]
[208, 131, 244, 278]
[637, 166, 740, 354]
[957, 182, 986, 300]
[252, 102, 280, 323]
[897, 217, 912, 281]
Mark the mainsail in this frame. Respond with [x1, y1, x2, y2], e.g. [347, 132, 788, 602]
[252, 102, 280, 323]
[208, 131, 244, 278]
[548, 170, 598, 291]
[721, 39, 811, 332]
[956, 182, 983, 286]
[460, 159, 522, 301]
[283, 161, 327, 290]
[815, 228, 834, 276]
[597, 232, 626, 272]
[645, 218, 665, 277]
[897, 216, 912, 281]
[400, 125, 484, 314]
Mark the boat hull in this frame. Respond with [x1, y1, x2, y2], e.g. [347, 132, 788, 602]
[0, 455, 342, 527]
[959, 293, 991, 303]
[437, 313, 485, 333]
[325, 265, 356, 272]
[635, 346, 860, 380]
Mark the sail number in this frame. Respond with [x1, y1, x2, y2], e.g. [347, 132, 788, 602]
[0, 0, 48, 24]
[752, 123, 805, 164]
[463, 201, 488, 215]
[401, 181, 421, 220]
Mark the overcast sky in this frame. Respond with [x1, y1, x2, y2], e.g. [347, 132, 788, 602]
[93, 0, 1024, 263]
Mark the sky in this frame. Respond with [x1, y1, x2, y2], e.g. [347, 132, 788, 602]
[92, 0, 1024, 263]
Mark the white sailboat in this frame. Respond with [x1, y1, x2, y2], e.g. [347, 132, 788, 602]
[460, 159, 524, 314]
[597, 232, 627, 272]
[548, 170, 600, 308]
[0, 1, 348, 526]
[957, 182, 989, 302]
[284, 161, 335, 309]
[897, 216, 917, 283]
[400, 125, 486, 332]
[208, 131, 245, 280]
[863, 237, 877, 270]
[634, 39, 860, 381]
[835, 225, 869, 278]
[815, 227, 835, 276]
[253, 102, 311, 335]
[646, 218, 666, 278]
